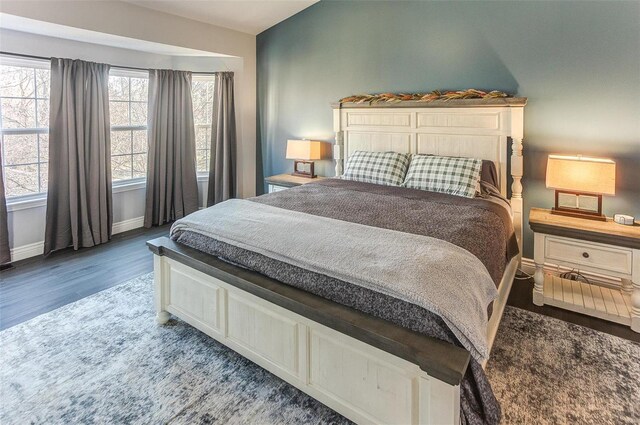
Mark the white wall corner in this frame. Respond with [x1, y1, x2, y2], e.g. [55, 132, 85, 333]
[10, 241, 45, 262]
[112, 216, 145, 235]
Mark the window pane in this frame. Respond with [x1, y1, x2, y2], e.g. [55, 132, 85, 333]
[37, 99, 49, 128]
[1, 98, 36, 129]
[1, 63, 50, 196]
[132, 130, 147, 153]
[206, 80, 215, 121]
[130, 102, 147, 126]
[3, 133, 38, 165]
[209, 80, 216, 96]
[130, 77, 148, 102]
[108, 76, 129, 101]
[39, 163, 48, 193]
[111, 130, 132, 155]
[195, 126, 209, 150]
[192, 79, 214, 174]
[110, 101, 129, 126]
[132, 153, 147, 178]
[192, 99, 209, 125]
[0, 66, 35, 98]
[108, 73, 148, 182]
[192, 81, 207, 103]
[196, 149, 208, 172]
[207, 101, 213, 125]
[192, 80, 213, 126]
[35, 69, 50, 99]
[39, 134, 49, 164]
[4, 164, 39, 197]
[111, 155, 132, 181]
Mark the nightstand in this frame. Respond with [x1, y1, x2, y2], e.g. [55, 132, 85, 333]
[265, 174, 328, 193]
[529, 208, 640, 332]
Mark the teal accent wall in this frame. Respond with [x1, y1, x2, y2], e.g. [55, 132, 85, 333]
[257, 0, 640, 257]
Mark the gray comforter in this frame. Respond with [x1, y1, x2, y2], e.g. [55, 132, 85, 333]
[172, 198, 497, 361]
[171, 179, 518, 425]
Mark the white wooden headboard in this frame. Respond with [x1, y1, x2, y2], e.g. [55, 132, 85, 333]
[332, 98, 527, 252]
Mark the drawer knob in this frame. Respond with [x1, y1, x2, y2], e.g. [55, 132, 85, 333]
[582, 252, 590, 258]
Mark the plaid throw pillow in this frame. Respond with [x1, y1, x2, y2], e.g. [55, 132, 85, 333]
[403, 155, 483, 198]
[342, 151, 411, 186]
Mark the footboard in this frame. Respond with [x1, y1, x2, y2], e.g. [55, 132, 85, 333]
[148, 237, 469, 425]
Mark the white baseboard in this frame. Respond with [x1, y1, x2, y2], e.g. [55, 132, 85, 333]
[520, 257, 622, 289]
[9, 216, 145, 262]
[10, 241, 45, 262]
[112, 216, 145, 235]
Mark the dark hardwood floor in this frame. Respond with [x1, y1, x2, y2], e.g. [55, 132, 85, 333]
[0, 224, 170, 330]
[1, 226, 638, 344]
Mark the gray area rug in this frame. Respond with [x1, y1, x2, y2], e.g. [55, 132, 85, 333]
[1, 273, 638, 424]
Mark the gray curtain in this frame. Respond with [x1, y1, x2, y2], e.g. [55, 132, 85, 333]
[44, 58, 112, 256]
[144, 70, 198, 227]
[207, 72, 237, 206]
[0, 149, 11, 266]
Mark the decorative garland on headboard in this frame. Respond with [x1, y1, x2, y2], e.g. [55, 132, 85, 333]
[339, 89, 510, 104]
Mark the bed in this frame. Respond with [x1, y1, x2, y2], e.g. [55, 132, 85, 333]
[147, 97, 527, 424]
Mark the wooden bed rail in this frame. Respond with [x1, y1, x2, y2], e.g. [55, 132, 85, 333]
[147, 236, 470, 386]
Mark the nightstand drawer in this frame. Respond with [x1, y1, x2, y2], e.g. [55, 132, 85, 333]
[545, 236, 633, 275]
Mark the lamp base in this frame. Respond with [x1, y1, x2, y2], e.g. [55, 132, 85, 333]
[550, 207, 606, 222]
[292, 160, 316, 178]
[552, 190, 605, 221]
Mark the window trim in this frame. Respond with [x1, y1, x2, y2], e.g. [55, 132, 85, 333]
[109, 68, 147, 79]
[0, 55, 49, 70]
[4, 192, 48, 211]
[112, 177, 146, 193]
[1, 127, 48, 135]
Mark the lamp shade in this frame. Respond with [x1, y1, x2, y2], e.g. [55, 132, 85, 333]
[546, 155, 616, 195]
[286, 140, 322, 160]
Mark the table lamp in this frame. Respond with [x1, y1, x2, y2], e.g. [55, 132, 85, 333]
[545, 154, 615, 221]
[286, 139, 322, 178]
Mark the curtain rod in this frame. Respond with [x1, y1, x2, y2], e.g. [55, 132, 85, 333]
[0, 51, 218, 75]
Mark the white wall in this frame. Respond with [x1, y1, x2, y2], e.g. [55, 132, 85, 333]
[0, 1, 257, 261]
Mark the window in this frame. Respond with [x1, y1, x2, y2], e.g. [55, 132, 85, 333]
[108, 70, 148, 182]
[191, 76, 215, 173]
[2, 60, 215, 196]
[0, 57, 50, 198]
